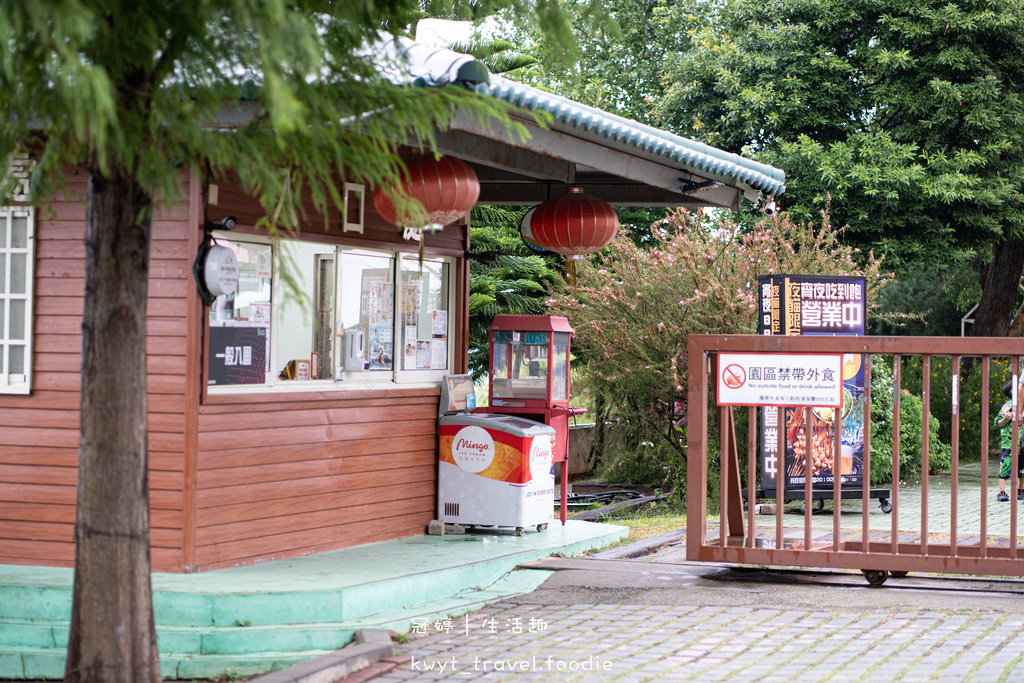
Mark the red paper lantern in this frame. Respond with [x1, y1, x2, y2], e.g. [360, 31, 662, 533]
[373, 155, 480, 236]
[527, 188, 619, 277]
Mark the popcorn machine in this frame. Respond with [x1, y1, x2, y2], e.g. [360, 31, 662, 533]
[476, 315, 581, 524]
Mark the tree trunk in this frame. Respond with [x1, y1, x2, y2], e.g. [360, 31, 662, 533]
[65, 169, 160, 683]
[972, 237, 1024, 337]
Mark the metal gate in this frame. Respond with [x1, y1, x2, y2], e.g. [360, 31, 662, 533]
[686, 334, 1024, 584]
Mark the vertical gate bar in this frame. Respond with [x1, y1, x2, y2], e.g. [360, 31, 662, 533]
[686, 346, 709, 561]
[834, 402, 842, 550]
[719, 404, 728, 548]
[1012, 356, 1020, 560]
[980, 356, 989, 559]
[922, 355, 930, 556]
[862, 355, 872, 551]
[777, 406, 785, 550]
[951, 356, 960, 557]
[748, 406, 757, 549]
[892, 354, 901, 554]
[804, 406, 812, 552]
[726, 407, 745, 538]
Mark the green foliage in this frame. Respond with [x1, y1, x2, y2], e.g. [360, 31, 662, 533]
[0, 0, 567, 214]
[549, 207, 893, 495]
[898, 355, 1013, 461]
[445, 38, 539, 74]
[868, 266, 962, 336]
[468, 206, 559, 379]
[655, 0, 1024, 329]
[869, 357, 953, 486]
[491, 0, 685, 124]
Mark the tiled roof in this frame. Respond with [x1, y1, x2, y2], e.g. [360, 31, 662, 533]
[480, 76, 785, 198]
[377, 33, 785, 199]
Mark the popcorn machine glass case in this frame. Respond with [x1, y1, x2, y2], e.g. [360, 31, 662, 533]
[480, 315, 577, 525]
[490, 329, 570, 407]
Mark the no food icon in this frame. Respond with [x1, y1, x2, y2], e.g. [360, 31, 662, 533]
[722, 364, 746, 389]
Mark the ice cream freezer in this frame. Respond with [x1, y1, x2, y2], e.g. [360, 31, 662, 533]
[438, 412, 557, 534]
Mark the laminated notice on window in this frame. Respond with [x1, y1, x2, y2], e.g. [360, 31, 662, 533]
[431, 340, 447, 369]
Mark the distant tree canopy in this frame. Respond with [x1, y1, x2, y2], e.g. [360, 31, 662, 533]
[494, 0, 1024, 337]
[655, 0, 1024, 337]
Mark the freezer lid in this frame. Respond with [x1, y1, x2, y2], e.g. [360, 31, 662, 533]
[439, 412, 556, 437]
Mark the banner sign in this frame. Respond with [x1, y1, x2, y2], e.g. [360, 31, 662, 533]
[756, 274, 867, 490]
[208, 326, 268, 385]
[717, 352, 842, 408]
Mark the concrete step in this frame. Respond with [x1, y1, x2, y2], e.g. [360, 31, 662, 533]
[0, 569, 553, 679]
[0, 617, 357, 656]
[0, 520, 625, 679]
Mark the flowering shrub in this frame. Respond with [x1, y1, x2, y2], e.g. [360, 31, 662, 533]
[547, 207, 893, 495]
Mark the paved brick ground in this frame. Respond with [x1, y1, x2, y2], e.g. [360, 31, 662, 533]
[374, 602, 1024, 681]
[368, 460, 1024, 681]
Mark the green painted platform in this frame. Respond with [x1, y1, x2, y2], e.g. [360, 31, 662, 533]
[0, 520, 626, 680]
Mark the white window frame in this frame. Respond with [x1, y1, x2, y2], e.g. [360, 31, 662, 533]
[0, 206, 34, 394]
[206, 235, 454, 395]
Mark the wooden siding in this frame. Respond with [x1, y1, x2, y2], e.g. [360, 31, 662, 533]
[1, 164, 465, 573]
[0, 170, 196, 572]
[193, 390, 440, 570]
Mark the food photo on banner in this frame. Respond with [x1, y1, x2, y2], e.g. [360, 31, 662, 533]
[757, 274, 867, 491]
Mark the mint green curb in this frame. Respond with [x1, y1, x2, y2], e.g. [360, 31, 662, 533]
[0, 520, 626, 679]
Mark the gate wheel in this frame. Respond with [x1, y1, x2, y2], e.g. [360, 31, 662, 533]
[862, 569, 888, 586]
[879, 498, 893, 514]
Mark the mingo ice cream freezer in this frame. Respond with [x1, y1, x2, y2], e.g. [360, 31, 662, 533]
[438, 412, 556, 534]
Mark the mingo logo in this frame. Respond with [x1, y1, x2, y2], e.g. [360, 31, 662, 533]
[529, 435, 553, 479]
[452, 425, 495, 473]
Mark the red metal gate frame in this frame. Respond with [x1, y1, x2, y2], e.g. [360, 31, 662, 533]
[686, 334, 1024, 577]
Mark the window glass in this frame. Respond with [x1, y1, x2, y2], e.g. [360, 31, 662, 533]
[399, 256, 449, 372]
[205, 236, 452, 391]
[275, 240, 335, 379]
[339, 250, 395, 375]
[207, 236, 273, 386]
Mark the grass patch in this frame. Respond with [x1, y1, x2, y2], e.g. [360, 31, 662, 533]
[583, 499, 687, 546]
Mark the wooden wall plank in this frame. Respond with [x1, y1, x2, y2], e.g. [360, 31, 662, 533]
[194, 480, 429, 527]
[0, 446, 76, 465]
[197, 418, 435, 452]
[196, 464, 435, 508]
[194, 507, 433, 568]
[0, 502, 75, 524]
[197, 494, 434, 546]
[0, 408, 79, 430]
[0, 426, 78, 448]
[197, 402, 438, 433]
[0, 540, 76, 565]
[199, 447, 435, 489]
[150, 413, 187, 433]
[196, 434, 436, 470]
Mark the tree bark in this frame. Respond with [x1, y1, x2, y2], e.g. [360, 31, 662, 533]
[65, 169, 160, 682]
[972, 237, 1024, 337]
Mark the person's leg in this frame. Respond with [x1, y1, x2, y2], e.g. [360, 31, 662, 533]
[999, 450, 1011, 499]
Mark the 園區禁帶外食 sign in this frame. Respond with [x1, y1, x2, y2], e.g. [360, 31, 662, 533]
[716, 352, 843, 407]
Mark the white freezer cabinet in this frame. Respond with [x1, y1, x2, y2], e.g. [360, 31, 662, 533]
[438, 413, 556, 533]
